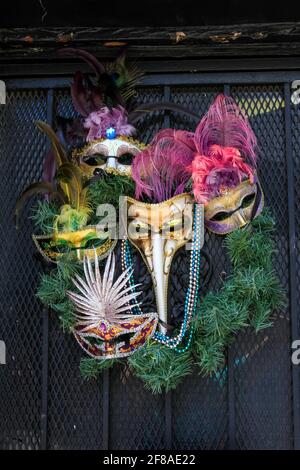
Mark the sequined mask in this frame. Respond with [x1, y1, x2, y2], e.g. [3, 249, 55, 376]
[73, 313, 158, 359]
[68, 253, 158, 359]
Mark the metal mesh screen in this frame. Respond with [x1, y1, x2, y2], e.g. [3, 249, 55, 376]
[230, 85, 293, 449]
[169, 86, 229, 450]
[0, 90, 47, 449]
[291, 97, 300, 333]
[0, 76, 298, 450]
[47, 89, 104, 450]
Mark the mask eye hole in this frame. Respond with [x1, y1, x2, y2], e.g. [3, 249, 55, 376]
[51, 246, 70, 254]
[135, 223, 149, 234]
[118, 153, 134, 165]
[241, 193, 256, 209]
[161, 216, 184, 234]
[83, 237, 108, 249]
[83, 154, 106, 166]
[210, 211, 230, 222]
[128, 220, 150, 238]
[49, 240, 71, 254]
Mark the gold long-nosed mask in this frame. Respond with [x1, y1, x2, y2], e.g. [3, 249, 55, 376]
[124, 193, 198, 333]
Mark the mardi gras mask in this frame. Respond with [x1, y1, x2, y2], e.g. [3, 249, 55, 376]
[68, 253, 158, 359]
[73, 313, 158, 359]
[124, 193, 204, 333]
[33, 225, 117, 263]
[190, 94, 264, 234]
[73, 135, 146, 178]
[204, 177, 264, 234]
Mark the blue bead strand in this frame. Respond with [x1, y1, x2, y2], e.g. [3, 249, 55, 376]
[154, 204, 201, 348]
[121, 204, 202, 352]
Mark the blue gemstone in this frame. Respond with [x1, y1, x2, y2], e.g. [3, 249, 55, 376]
[106, 127, 117, 139]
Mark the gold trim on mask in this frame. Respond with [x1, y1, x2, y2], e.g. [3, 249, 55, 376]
[73, 313, 158, 359]
[73, 135, 147, 159]
[105, 166, 132, 177]
[32, 226, 117, 263]
[204, 179, 264, 234]
[124, 193, 194, 332]
[72, 136, 147, 178]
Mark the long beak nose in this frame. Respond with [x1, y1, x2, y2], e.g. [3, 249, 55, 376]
[152, 233, 168, 334]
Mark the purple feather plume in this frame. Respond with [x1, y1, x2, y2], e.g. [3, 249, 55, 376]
[194, 94, 257, 166]
[131, 129, 195, 203]
[84, 106, 136, 141]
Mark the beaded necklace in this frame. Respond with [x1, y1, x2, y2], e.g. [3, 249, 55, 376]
[121, 204, 202, 353]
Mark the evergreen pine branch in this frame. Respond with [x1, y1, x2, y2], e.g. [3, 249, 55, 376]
[226, 267, 285, 312]
[87, 174, 135, 225]
[52, 299, 77, 331]
[194, 336, 226, 376]
[192, 209, 284, 375]
[251, 208, 276, 232]
[225, 227, 274, 271]
[30, 200, 60, 234]
[37, 255, 82, 331]
[128, 341, 193, 394]
[80, 358, 117, 379]
[250, 301, 274, 332]
[195, 291, 249, 341]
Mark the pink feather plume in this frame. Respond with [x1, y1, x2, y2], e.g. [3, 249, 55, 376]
[194, 94, 257, 166]
[190, 94, 258, 204]
[191, 145, 255, 204]
[132, 94, 258, 205]
[132, 129, 195, 203]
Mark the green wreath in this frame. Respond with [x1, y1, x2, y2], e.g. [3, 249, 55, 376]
[34, 173, 284, 394]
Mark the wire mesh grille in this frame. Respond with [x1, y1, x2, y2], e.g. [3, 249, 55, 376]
[230, 85, 293, 449]
[0, 78, 298, 450]
[48, 90, 104, 450]
[0, 90, 47, 449]
[291, 98, 300, 335]
[169, 86, 229, 450]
